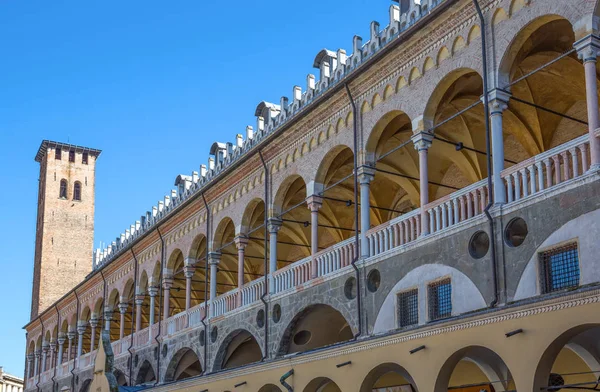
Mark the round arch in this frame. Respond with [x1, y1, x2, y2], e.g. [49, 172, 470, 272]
[113, 368, 127, 386]
[258, 384, 283, 392]
[135, 360, 156, 385]
[434, 346, 515, 392]
[164, 347, 203, 382]
[277, 303, 353, 356]
[359, 362, 418, 392]
[79, 379, 92, 392]
[212, 329, 263, 371]
[303, 377, 341, 392]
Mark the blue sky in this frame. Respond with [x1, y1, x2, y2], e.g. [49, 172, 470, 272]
[0, 0, 392, 376]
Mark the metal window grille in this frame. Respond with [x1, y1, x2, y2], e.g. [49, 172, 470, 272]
[428, 278, 452, 321]
[55, 148, 61, 160]
[74, 182, 82, 201]
[69, 150, 75, 162]
[82, 152, 88, 165]
[539, 243, 579, 293]
[397, 289, 418, 328]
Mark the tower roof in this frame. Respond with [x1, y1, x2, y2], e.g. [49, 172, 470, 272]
[34, 140, 102, 163]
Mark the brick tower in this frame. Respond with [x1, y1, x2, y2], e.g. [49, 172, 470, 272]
[30, 140, 101, 319]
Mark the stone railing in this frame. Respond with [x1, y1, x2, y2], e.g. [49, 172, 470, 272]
[241, 279, 266, 306]
[272, 256, 312, 294]
[212, 290, 239, 318]
[188, 302, 207, 328]
[502, 134, 590, 202]
[366, 208, 421, 256]
[166, 312, 189, 335]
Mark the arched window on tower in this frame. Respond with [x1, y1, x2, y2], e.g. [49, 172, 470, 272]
[59, 180, 68, 199]
[74, 181, 82, 201]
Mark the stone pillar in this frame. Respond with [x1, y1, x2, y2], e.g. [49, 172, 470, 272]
[134, 294, 144, 332]
[575, 35, 600, 168]
[89, 318, 99, 352]
[56, 335, 65, 365]
[34, 350, 40, 377]
[49, 341, 57, 369]
[76, 322, 87, 358]
[184, 258, 196, 311]
[118, 302, 129, 339]
[412, 131, 433, 235]
[208, 252, 222, 317]
[268, 218, 282, 293]
[66, 331, 75, 362]
[40, 344, 48, 372]
[306, 196, 323, 278]
[234, 236, 248, 306]
[486, 89, 511, 204]
[162, 276, 173, 320]
[26, 354, 33, 378]
[148, 286, 159, 325]
[104, 307, 113, 332]
[357, 166, 375, 258]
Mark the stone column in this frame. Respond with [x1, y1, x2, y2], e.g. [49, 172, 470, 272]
[183, 260, 196, 311]
[66, 331, 75, 362]
[76, 322, 87, 358]
[575, 35, 600, 168]
[148, 286, 159, 325]
[104, 307, 113, 332]
[118, 302, 129, 339]
[486, 89, 511, 204]
[89, 318, 99, 352]
[306, 196, 323, 278]
[26, 354, 33, 378]
[40, 344, 48, 373]
[134, 294, 144, 332]
[162, 276, 173, 321]
[49, 341, 57, 369]
[208, 252, 222, 317]
[357, 166, 375, 258]
[34, 350, 40, 377]
[234, 236, 248, 306]
[411, 132, 433, 235]
[56, 335, 65, 365]
[267, 218, 282, 293]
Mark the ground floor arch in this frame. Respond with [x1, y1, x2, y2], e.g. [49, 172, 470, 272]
[303, 377, 342, 392]
[164, 347, 202, 382]
[213, 329, 262, 371]
[360, 363, 418, 392]
[135, 360, 156, 385]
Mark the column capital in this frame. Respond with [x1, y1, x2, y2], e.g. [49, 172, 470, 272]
[357, 166, 376, 184]
[183, 265, 196, 278]
[41, 345, 49, 353]
[118, 303, 129, 314]
[56, 336, 66, 345]
[88, 318, 100, 329]
[208, 251, 222, 266]
[162, 276, 174, 289]
[26, 353, 34, 361]
[148, 286, 159, 297]
[76, 324, 87, 335]
[574, 34, 600, 62]
[135, 294, 145, 306]
[484, 88, 511, 114]
[234, 235, 249, 250]
[184, 257, 196, 267]
[411, 132, 434, 151]
[306, 195, 323, 212]
[66, 331, 76, 340]
[267, 218, 283, 233]
[34, 350, 41, 359]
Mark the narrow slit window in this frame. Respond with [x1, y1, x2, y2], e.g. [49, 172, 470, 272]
[397, 289, 419, 328]
[82, 152, 88, 165]
[540, 243, 580, 293]
[428, 278, 452, 321]
[73, 182, 82, 201]
[59, 179, 68, 199]
[55, 148, 62, 160]
[69, 150, 75, 162]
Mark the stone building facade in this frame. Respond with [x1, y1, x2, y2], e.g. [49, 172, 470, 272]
[0, 368, 23, 392]
[23, 0, 600, 391]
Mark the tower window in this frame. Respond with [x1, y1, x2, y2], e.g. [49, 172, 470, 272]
[59, 180, 68, 199]
[73, 182, 82, 201]
[397, 288, 419, 328]
[82, 152, 88, 165]
[69, 150, 75, 162]
[428, 278, 452, 321]
[540, 243, 580, 293]
[55, 148, 62, 160]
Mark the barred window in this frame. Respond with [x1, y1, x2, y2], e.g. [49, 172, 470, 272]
[59, 179, 68, 199]
[73, 181, 82, 201]
[55, 148, 61, 160]
[69, 150, 75, 162]
[540, 243, 580, 293]
[82, 152, 88, 165]
[428, 278, 452, 321]
[397, 289, 418, 328]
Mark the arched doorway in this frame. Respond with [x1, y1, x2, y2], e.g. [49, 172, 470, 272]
[434, 346, 514, 392]
[164, 347, 202, 382]
[213, 329, 262, 371]
[360, 363, 418, 392]
[278, 304, 353, 355]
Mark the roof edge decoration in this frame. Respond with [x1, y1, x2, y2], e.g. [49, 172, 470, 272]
[35, 140, 102, 163]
